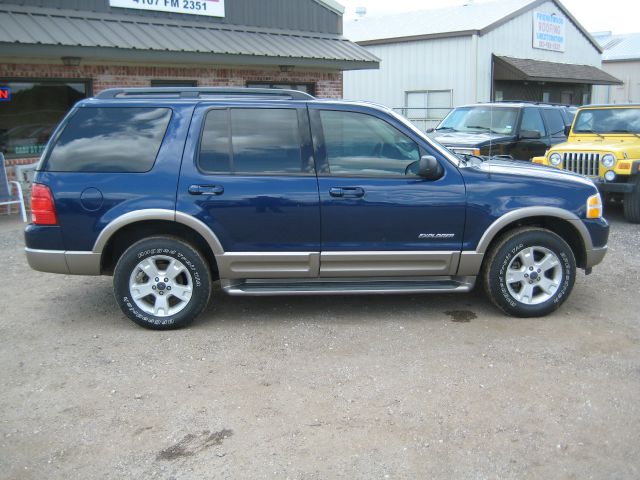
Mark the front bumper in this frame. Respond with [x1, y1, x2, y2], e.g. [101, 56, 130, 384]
[585, 245, 608, 269]
[581, 217, 609, 269]
[593, 179, 634, 193]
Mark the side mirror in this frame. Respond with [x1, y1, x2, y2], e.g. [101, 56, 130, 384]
[520, 129, 541, 140]
[426, 127, 435, 133]
[564, 125, 571, 136]
[417, 155, 444, 180]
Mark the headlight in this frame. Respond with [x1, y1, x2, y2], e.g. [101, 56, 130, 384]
[451, 147, 481, 156]
[602, 154, 615, 168]
[549, 153, 562, 166]
[587, 193, 603, 219]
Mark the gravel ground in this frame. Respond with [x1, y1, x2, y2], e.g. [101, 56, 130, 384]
[1, 204, 639, 479]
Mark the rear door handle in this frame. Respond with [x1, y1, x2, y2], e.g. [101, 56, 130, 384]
[329, 186, 364, 198]
[188, 184, 224, 196]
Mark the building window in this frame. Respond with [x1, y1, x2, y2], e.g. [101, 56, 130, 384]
[404, 90, 452, 121]
[151, 79, 198, 87]
[0, 79, 90, 158]
[246, 82, 316, 96]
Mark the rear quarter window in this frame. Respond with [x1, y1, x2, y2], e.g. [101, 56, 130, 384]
[45, 107, 172, 172]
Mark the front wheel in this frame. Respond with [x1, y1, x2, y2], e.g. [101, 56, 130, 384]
[113, 236, 212, 329]
[482, 227, 576, 317]
[623, 176, 640, 223]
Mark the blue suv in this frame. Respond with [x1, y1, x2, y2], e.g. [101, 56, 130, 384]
[25, 88, 609, 329]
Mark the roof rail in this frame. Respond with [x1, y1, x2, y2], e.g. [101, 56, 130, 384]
[95, 87, 315, 100]
[488, 100, 573, 107]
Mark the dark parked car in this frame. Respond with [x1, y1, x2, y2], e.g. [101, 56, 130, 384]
[25, 88, 607, 329]
[431, 102, 576, 161]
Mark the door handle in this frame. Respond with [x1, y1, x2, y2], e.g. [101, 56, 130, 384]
[329, 186, 365, 198]
[188, 184, 224, 196]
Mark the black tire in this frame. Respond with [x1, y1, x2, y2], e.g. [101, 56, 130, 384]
[482, 227, 576, 317]
[113, 236, 211, 330]
[623, 176, 640, 223]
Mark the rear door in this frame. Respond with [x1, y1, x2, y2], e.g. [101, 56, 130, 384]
[176, 103, 321, 279]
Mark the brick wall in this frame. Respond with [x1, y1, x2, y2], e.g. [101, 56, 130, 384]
[0, 61, 343, 171]
[0, 62, 343, 99]
[1, 61, 343, 214]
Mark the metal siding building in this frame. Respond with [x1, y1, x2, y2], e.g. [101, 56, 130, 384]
[344, 0, 619, 130]
[594, 32, 640, 104]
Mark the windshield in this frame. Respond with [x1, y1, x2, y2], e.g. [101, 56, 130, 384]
[573, 107, 640, 134]
[437, 106, 518, 135]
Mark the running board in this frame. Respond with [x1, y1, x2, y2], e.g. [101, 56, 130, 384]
[221, 276, 476, 296]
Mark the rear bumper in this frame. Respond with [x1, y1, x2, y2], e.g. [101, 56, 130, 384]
[25, 248, 101, 275]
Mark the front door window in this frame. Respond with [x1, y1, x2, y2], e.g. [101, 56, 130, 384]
[319, 110, 420, 176]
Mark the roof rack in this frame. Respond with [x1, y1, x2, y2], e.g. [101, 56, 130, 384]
[488, 100, 573, 107]
[95, 87, 315, 100]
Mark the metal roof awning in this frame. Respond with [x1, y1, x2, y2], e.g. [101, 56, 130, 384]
[493, 56, 622, 85]
[0, 5, 380, 70]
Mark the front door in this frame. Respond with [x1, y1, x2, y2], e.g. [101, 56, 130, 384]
[309, 106, 467, 277]
[177, 104, 320, 279]
[512, 107, 550, 160]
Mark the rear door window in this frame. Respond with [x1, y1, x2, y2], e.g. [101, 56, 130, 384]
[198, 108, 307, 175]
[199, 109, 231, 173]
[231, 108, 303, 174]
[45, 107, 171, 172]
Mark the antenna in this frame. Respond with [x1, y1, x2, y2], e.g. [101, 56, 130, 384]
[489, 106, 493, 156]
[488, 105, 493, 175]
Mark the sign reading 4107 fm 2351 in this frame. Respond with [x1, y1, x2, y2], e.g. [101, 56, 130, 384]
[109, 0, 225, 18]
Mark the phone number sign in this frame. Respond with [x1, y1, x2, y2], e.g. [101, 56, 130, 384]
[109, 0, 225, 18]
[533, 11, 565, 52]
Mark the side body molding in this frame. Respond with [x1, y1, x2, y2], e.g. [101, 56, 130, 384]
[92, 209, 225, 256]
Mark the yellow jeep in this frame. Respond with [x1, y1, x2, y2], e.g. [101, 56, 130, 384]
[532, 104, 640, 222]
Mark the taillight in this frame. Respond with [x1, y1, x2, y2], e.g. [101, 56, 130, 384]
[31, 183, 58, 225]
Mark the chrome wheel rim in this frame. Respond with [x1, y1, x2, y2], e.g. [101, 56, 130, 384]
[129, 255, 193, 317]
[505, 246, 563, 305]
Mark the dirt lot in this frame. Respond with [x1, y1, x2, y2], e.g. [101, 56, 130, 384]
[1, 204, 639, 479]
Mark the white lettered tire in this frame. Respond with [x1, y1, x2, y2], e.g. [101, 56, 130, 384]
[113, 236, 211, 329]
[482, 227, 576, 317]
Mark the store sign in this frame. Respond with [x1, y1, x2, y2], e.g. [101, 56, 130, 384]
[533, 11, 565, 52]
[0, 87, 11, 102]
[109, 0, 225, 18]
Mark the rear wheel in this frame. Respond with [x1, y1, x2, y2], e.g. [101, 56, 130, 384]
[113, 236, 211, 329]
[482, 227, 576, 317]
[623, 176, 640, 223]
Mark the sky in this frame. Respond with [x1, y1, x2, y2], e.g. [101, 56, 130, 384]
[340, 0, 640, 34]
